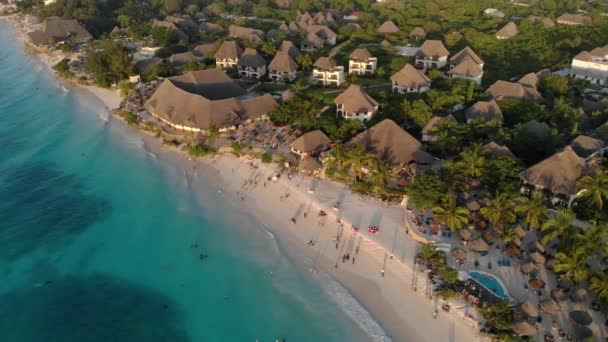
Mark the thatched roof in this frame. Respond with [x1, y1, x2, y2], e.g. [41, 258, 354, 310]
[496, 22, 518, 39]
[528, 278, 546, 289]
[334, 85, 378, 114]
[487, 80, 543, 101]
[314, 56, 338, 71]
[216, 41, 243, 60]
[530, 251, 546, 265]
[521, 300, 539, 317]
[346, 119, 435, 166]
[289, 130, 331, 153]
[237, 48, 266, 68]
[569, 310, 592, 325]
[421, 115, 456, 135]
[152, 20, 188, 41]
[550, 289, 566, 302]
[377, 20, 400, 34]
[468, 238, 489, 252]
[281, 89, 296, 103]
[228, 25, 265, 43]
[450, 46, 484, 65]
[380, 40, 392, 47]
[557, 13, 592, 26]
[527, 240, 545, 253]
[518, 146, 588, 196]
[28, 16, 93, 45]
[504, 245, 522, 257]
[513, 321, 537, 336]
[539, 299, 560, 315]
[416, 40, 449, 59]
[465, 100, 503, 122]
[518, 72, 540, 89]
[521, 120, 552, 138]
[298, 157, 322, 173]
[349, 48, 373, 61]
[459, 229, 473, 241]
[520, 260, 538, 274]
[570, 135, 605, 158]
[409, 26, 427, 40]
[451, 247, 467, 260]
[277, 40, 301, 59]
[199, 22, 224, 31]
[169, 51, 199, 67]
[269, 52, 298, 73]
[482, 141, 516, 159]
[573, 287, 589, 302]
[514, 226, 526, 238]
[194, 42, 218, 58]
[447, 56, 483, 78]
[391, 64, 431, 89]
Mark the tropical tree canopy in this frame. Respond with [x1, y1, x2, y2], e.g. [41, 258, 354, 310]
[480, 192, 516, 229]
[577, 171, 608, 210]
[433, 195, 469, 231]
[515, 193, 548, 229]
[540, 209, 577, 246]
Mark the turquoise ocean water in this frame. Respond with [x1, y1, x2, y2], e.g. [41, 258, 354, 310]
[0, 21, 374, 342]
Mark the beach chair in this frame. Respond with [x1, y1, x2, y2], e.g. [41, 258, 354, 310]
[487, 262, 492, 269]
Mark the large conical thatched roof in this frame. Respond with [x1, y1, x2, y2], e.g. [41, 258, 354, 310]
[518, 146, 588, 196]
[334, 85, 378, 114]
[377, 20, 400, 34]
[521, 300, 539, 317]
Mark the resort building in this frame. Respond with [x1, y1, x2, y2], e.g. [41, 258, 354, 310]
[570, 45, 608, 86]
[377, 21, 400, 35]
[409, 27, 427, 41]
[301, 32, 324, 52]
[519, 146, 594, 206]
[465, 100, 503, 123]
[487, 80, 543, 102]
[194, 43, 217, 60]
[144, 69, 278, 133]
[482, 141, 516, 159]
[334, 85, 379, 121]
[415, 40, 449, 69]
[312, 57, 345, 87]
[448, 47, 484, 84]
[268, 51, 298, 81]
[27, 17, 93, 46]
[168, 52, 200, 67]
[237, 48, 266, 79]
[421, 115, 456, 143]
[215, 41, 243, 69]
[570, 135, 605, 160]
[228, 25, 265, 45]
[391, 64, 432, 94]
[289, 129, 332, 157]
[199, 22, 224, 32]
[347, 119, 436, 171]
[307, 25, 337, 45]
[277, 40, 301, 59]
[348, 48, 377, 75]
[268, 52, 298, 82]
[495, 22, 518, 39]
[557, 13, 592, 26]
[152, 20, 188, 42]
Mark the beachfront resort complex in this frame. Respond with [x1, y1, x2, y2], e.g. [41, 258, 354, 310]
[3, 0, 608, 340]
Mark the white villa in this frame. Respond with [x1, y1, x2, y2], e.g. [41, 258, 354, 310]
[215, 41, 243, 69]
[391, 64, 431, 94]
[348, 48, 377, 75]
[571, 45, 608, 86]
[312, 57, 345, 86]
[334, 84, 379, 121]
[237, 48, 266, 79]
[415, 40, 449, 69]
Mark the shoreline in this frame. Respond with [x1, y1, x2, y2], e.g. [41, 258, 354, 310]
[2, 15, 483, 342]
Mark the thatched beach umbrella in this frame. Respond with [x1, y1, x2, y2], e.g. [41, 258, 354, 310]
[520, 261, 538, 274]
[573, 288, 589, 302]
[529, 278, 546, 289]
[469, 238, 489, 252]
[551, 288, 567, 302]
[545, 257, 556, 270]
[466, 200, 480, 211]
[513, 237, 522, 247]
[573, 326, 593, 340]
[513, 321, 537, 337]
[514, 226, 526, 239]
[451, 247, 467, 260]
[459, 229, 473, 241]
[569, 310, 592, 325]
[521, 300, 539, 317]
[528, 240, 545, 253]
[483, 230, 498, 244]
[530, 252, 546, 265]
[505, 245, 522, 257]
[539, 299, 561, 315]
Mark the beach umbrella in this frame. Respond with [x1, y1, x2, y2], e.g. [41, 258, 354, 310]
[520, 261, 538, 274]
[513, 237, 522, 247]
[451, 247, 467, 260]
[545, 257, 556, 270]
[459, 229, 473, 241]
[475, 220, 488, 230]
[483, 230, 498, 243]
[466, 200, 480, 211]
[573, 326, 593, 340]
[570, 310, 592, 325]
[539, 299, 561, 315]
[512, 321, 537, 337]
[528, 240, 545, 253]
[481, 197, 492, 207]
[573, 288, 589, 302]
[505, 245, 522, 257]
[530, 252, 546, 265]
[529, 278, 546, 289]
[514, 226, 526, 238]
[469, 238, 489, 252]
[521, 300, 539, 317]
[551, 288, 567, 302]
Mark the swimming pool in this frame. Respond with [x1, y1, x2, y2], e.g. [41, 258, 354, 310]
[469, 271, 509, 300]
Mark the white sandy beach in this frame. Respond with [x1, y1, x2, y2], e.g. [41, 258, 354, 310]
[3, 14, 484, 341]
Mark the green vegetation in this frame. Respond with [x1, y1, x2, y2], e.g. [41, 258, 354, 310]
[116, 110, 139, 126]
[230, 141, 249, 157]
[187, 144, 215, 157]
[261, 152, 273, 163]
[480, 301, 514, 334]
[119, 82, 136, 97]
[84, 40, 132, 87]
[52, 58, 75, 78]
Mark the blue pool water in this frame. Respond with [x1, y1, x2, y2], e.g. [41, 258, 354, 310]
[0, 19, 380, 342]
[468, 271, 508, 300]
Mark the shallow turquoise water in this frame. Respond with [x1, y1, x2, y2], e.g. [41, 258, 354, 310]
[0, 21, 372, 342]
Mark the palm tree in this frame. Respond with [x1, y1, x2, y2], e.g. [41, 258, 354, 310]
[439, 161, 465, 195]
[325, 144, 348, 172]
[425, 89, 448, 112]
[480, 192, 516, 229]
[432, 195, 469, 231]
[554, 249, 590, 283]
[206, 124, 220, 148]
[515, 193, 548, 229]
[590, 272, 608, 301]
[500, 226, 519, 244]
[540, 209, 576, 246]
[297, 53, 314, 71]
[577, 171, 608, 210]
[573, 221, 608, 255]
[346, 145, 374, 181]
[457, 143, 486, 179]
[367, 160, 393, 190]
